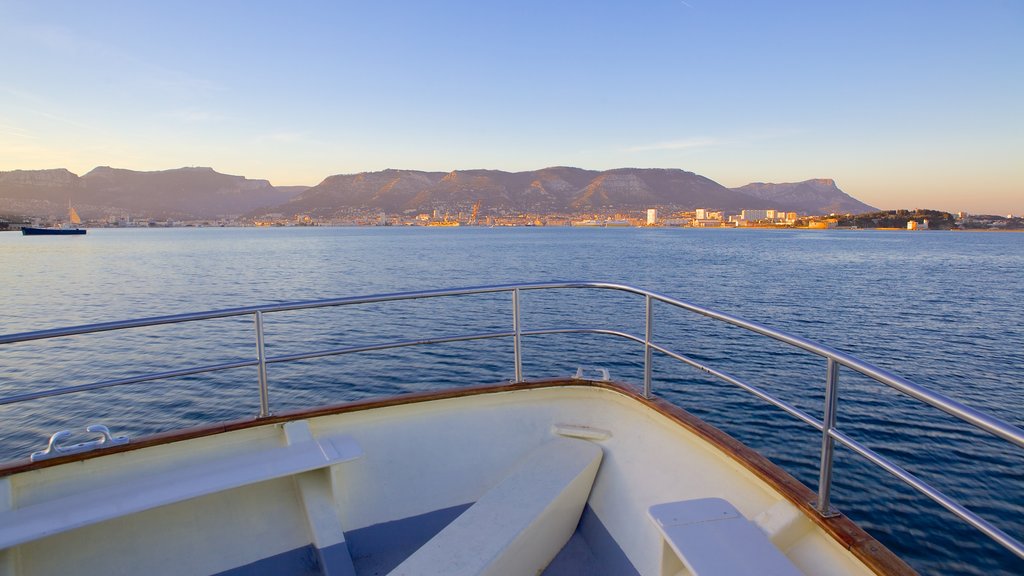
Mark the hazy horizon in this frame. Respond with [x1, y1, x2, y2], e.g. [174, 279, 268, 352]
[2, 1, 1021, 214]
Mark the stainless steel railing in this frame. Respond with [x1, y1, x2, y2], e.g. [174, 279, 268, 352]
[1, 281, 1022, 559]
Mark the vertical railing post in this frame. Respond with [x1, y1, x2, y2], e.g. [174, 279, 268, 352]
[816, 358, 840, 516]
[254, 311, 270, 418]
[512, 288, 523, 382]
[644, 294, 654, 399]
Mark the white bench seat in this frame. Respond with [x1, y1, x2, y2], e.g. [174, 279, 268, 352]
[0, 422, 361, 549]
[649, 498, 803, 576]
[390, 437, 603, 576]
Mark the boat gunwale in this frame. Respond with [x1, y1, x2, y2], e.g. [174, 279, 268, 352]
[0, 377, 915, 575]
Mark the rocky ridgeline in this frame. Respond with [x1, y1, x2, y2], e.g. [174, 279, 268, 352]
[275, 167, 873, 217]
[731, 179, 874, 215]
[0, 167, 305, 219]
[1, 165, 875, 220]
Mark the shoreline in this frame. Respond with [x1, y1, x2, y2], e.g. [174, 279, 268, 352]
[4, 225, 1024, 233]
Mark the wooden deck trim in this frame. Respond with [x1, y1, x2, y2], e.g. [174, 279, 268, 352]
[0, 378, 914, 575]
[614, 382, 917, 576]
[0, 378, 569, 476]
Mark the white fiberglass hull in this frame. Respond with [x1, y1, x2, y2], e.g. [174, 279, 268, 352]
[0, 381, 911, 576]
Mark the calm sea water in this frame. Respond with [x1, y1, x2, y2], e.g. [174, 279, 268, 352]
[1, 227, 1022, 574]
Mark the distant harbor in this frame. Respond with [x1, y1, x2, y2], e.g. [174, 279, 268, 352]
[3, 207, 1021, 231]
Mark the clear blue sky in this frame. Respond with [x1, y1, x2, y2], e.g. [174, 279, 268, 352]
[1, 0, 1021, 214]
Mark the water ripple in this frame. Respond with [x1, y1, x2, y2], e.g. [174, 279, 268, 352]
[1, 227, 1022, 574]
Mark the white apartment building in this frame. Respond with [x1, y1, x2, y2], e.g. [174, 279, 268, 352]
[741, 209, 771, 221]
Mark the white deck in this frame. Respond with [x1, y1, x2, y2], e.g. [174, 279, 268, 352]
[0, 385, 875, 576]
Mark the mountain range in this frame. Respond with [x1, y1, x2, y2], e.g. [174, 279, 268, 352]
[731, 180, 874, 216]
[0, 167, 303, 220]
[0, 166, 876, 220]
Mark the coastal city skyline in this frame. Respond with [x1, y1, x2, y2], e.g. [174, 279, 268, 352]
[1, 1, 1022, 214]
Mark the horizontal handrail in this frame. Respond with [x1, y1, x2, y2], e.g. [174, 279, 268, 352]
[831, 429, 1024, 559]
[1, 281, 1021, 560]
[634, 286, 1024, 449]
[0, 326, 637, 407]
[1, 279, 1020, 447]
[2, 278, 1021, 451]
[0, 358, 260, 406]
[649, 341, 824, 431]
[0, 283, 542, 345]
[265, 330, 516, 365]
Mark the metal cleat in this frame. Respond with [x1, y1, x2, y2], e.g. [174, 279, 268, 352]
[30, 425, 129, 462]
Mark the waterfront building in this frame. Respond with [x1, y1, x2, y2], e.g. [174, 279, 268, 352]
[808, 221, 832, 229]
[693, 219, 724, 228]
[646, 209, 657, 225]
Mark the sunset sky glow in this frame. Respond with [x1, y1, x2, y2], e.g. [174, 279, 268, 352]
[1, 0, 1022, 214]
